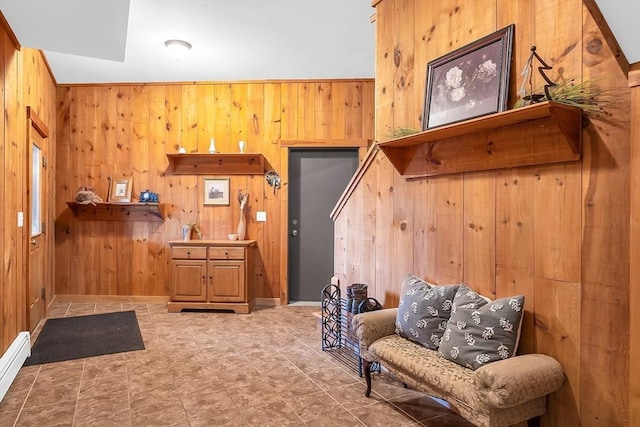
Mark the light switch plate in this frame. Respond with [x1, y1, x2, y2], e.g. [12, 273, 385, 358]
[256, 211, 267, 222]
[17, 211, 24, 227]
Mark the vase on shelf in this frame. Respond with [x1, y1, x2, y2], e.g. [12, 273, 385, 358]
[239, 140, 245, 153]
[208, 138, 216, 154]
[237, 208, 246, 240]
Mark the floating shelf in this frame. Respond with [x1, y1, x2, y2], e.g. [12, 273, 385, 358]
[166, 153, 266, 175]
[66, 202, 165, 222]
[378, 101, 583, 178]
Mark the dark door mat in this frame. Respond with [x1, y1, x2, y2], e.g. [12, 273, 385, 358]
[24, 311, 145, 366]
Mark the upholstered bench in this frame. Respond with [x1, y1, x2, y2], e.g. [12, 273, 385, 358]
[353, 308, 565, 427]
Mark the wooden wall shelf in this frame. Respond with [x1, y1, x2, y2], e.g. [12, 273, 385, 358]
[166, 153, 266, 175]
[378, 101, 583, 178]
[66, 202, 165, 222]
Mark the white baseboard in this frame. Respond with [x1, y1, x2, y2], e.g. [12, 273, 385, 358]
[0, 332, 30, 401]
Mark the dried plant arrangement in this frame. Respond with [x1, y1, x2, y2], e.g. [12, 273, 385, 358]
[385, 125, 420, 138]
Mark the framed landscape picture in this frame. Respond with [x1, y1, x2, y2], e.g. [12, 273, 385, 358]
[203, 178, 230, 206]
[423, 24, 514, 130]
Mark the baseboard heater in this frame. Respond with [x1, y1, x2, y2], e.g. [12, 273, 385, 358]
[0, 332, 30, 401]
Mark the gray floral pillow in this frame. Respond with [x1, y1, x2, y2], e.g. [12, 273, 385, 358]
[438, 285, 524, 369]
[395, 274, 459, 350]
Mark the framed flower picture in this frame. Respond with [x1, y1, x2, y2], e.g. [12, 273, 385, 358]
[422, 24, 514, 130]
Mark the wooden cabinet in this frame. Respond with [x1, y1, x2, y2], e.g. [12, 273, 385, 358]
[168, 240, 256, 313]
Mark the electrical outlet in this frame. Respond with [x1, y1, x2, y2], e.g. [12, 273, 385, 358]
[256, 211, 267, 222]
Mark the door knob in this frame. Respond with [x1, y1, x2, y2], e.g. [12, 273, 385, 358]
[31, 239, 37, 245]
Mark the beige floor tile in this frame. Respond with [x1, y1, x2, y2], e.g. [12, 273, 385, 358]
[15, 402, 76, 427]
[23, 382, 79, 408]
[4, 304, 471, 427]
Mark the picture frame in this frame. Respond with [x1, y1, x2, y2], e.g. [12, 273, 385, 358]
[203, 178, 230, 206]
[422, 24, 514, 130]
[107, 176, 133, 202]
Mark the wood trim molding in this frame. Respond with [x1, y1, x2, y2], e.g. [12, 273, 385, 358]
[39, 50, 58, 85]
[583, 0, 630, 78]
[27, 106, 49, 138]
[0, 11, 21, 50]
[280, 138, 370, 147]
[330, 143, 380, 220]
[629, 63, 640, 88]
[53, 294, 170, 304]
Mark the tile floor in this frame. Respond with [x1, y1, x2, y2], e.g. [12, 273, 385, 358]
[0, 300, 472, 426]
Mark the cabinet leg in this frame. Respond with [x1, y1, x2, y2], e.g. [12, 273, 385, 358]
[364, 360, 373, 397]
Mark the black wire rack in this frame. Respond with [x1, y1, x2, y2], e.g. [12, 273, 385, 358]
[321, 284, 381, 377]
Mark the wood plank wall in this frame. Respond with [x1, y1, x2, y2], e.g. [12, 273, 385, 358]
[54, 81, 374, 301]
[1, 15, 57, 352]
[334, 0, 631, 425]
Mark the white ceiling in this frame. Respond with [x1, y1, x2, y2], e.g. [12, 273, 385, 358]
[0, 0, 637, 85]
[0, 0, 375, 84]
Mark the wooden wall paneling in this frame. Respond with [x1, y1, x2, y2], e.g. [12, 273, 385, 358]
[196, 85, 214, 153]
[297, 83, 315, 139]
[315, 82, 332, 139]
[213, 84, 231, 151]
[355, 169, 377, 300]
[260, 83, 281, 298]
[280, 82, 297, 140]
[392, 0, 415, 129]
[333, 205, 347, 290]
[345, 82, 363, 139]
[131, 85, 150, 295]
[413, 0, 436, 130]
[579, 8, 632, 425]
[148, 85, 169, 295]
[330, 82, 347, 139]
[100, 87, 117, 194]
[375, 152, 395, 306]
[1, 31, 9, 349]
[495, 169, 536, 355]
[391, 169, 414, 296]
[278, 82, 296, 304]
[181, 85, 198, 153]
[533, 164, 582, 282]
[177, 86, 198, 231]
[462, 171, 496, 298]
[54, 87, 71, 295]
[374, 0, 395, 138]
[629, 65, 640, 427]
[411, 177, 437, 283]
[67, 88, 84, 295]
[434, 176, 464, 284]
[246, 84, 265, 293]
[164, 85, 184, 243]
[361, 81, 374, 142]
[534, 278, 581, 426]
[279, 144, 289, 303]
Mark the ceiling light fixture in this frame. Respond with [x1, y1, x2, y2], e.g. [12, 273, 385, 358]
[164, 39, 192, 59]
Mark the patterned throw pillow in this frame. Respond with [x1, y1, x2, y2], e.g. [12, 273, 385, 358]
[395, 274, 459, 350]
[438, 285, 525, 370]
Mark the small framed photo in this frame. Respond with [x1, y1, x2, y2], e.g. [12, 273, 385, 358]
[203, 178, 230, 206]
[423, 24, 514, 130]
[108, 176, 133, 202]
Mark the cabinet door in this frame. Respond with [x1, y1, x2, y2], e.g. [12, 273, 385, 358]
[172, 260, 207, 301]
[209, 260, 245, 303]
